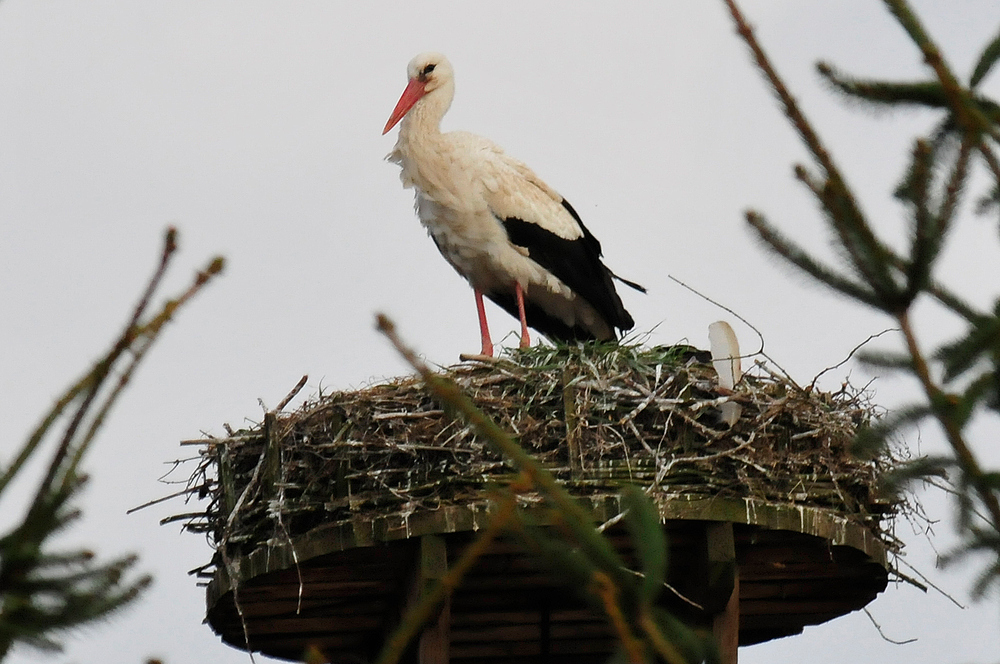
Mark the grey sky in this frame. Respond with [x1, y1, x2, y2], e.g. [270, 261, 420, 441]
[1, 1, 998, 662]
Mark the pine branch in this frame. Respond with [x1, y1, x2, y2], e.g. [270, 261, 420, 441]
[724, 0, 906, 312]
[817, 64, 947, 108]
[978, 141, 1000, 195]
[902, 140, 936, 298]
[971, 27, 1000, 88]
[897, 310, 1000, 547]
[726, 0, 1000, 599]
[62, 255, 225, 491]
[882, 250, 984, 321]
[883, 0, 999, 138]
[932, 135, 973, 234]
[0, 229, 224, 658]
[816, 177, 905, 307]
[722, 0, 837, 185]
[903, 137, 973, 300]
[745, 211, 884, 309]
[883, 0, 970, 123]
[935, 311, 1000, 384]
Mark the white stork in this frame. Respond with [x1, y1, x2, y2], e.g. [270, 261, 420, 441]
[383, 52, 644, 357]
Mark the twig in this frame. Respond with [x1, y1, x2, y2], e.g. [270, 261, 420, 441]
[809, 328, 898, 391]
[372, 410, 446, 421]
[273, 445, 305, 615]
[275, 375, 309, 413]
[180, 436, 254, 446]
[620, 375, 675, 426]
[670, 277, 802, 391]
[617, 566, 705, 612]
[127, 489, 191, 515]
[459, 353, 500, 364]
[863, 607, 918, 645]
[894, 555, 967, 608]
[668, 275, 765, 359]
[754, 359, 803, 392]
[887, 566, 928, 593]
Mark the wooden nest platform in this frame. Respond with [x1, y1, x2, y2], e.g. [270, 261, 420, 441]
[176, 343, 900, 663]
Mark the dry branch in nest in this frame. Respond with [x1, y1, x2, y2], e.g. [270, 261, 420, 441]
[173, 343, 899, 580]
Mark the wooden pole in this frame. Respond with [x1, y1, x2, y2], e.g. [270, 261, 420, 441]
[707, 522, 739, 664]
[416, 535, 450, 664]
[714, 573, 740, 664]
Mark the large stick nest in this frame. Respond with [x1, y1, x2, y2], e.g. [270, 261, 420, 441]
[175, 343, 899, 580]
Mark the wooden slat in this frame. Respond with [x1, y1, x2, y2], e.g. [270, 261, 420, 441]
[214, 597, 389, 619]
[222, 613, 383, 635]
[740, 597, 878, 616]
[451, 608, 597, 626]
[740, 578, 884, 600]
[451, 636, 619, 658]
[451, 621, 613, 643]
[236, 631, 367, 655]
[740, 611, 843, 631]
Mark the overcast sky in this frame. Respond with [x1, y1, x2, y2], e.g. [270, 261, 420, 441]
[1, 1, 999, 662]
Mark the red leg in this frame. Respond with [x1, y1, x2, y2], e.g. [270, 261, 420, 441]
[474, 289, 494, 357]
[515, 282, 531, 349]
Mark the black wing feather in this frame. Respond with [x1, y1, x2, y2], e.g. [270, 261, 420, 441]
[498, 200, 638, 340]
[560, 200, 646, 293]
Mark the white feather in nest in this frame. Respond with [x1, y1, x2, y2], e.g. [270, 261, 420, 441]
[709, 321, 743, 426]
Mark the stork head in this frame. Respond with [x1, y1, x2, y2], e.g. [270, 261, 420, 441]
[383, 52, 454, 135]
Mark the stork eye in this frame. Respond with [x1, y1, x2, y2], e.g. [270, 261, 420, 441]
[422, 63, 436, 76]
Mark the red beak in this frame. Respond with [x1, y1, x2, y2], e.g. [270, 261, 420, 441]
[383, 78, 426, 135]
